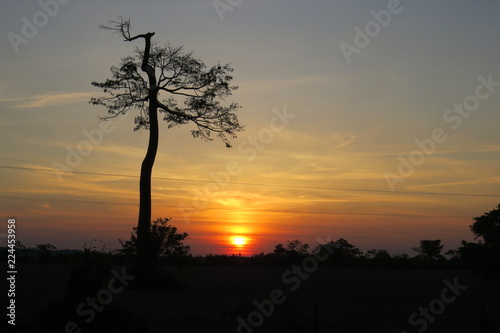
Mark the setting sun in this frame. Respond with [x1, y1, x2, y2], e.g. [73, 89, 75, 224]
[231, 236, 247, 246]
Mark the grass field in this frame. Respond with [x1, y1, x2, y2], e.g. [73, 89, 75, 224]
[3, 263, 500, 332]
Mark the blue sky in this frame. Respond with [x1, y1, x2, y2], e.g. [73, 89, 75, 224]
[1, 0, 499, 255]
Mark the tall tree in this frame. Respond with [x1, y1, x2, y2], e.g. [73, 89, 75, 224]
[90, 18, 243, 277]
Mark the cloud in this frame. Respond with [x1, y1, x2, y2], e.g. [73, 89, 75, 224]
[7, 92, 95, 108]
[272, 129, 357, 153]
[95, 144, 147, 159]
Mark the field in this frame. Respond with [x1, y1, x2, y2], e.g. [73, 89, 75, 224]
[4, 263, 500, 332]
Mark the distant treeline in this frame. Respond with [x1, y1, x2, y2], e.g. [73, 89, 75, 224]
[185, 238, 465, 269]
[0, 238, 465, 269]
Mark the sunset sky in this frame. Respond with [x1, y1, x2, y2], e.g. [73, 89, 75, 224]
[1, 0, 499, 256]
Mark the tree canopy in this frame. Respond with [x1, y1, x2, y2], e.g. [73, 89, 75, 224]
[90, 18, 243, 147]
[412, 240, 444, 261]
[460, 203, 500, 283]
[119, 218, 190, 263]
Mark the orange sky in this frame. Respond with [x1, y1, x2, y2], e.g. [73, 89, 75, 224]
[2, 158, 495, 256]
[1, 1, 500, 256]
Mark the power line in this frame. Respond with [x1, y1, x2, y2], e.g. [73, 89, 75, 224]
[0, 157, 239, 178]
[0, 194, 135, 206]
[0, 195, 470, 219]
[248, 208, 471, 219]
[1, 164, 499, 198]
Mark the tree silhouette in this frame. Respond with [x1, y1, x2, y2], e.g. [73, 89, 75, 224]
[90, 18, 243, 277]
[119, 218, 190, 264]
[460, 203, 500, 283]
[412, 240, 444, 260]
[273, 240, 310, 256]
[313, 238, 362, 267]
[273, 240, 310, 264]
[35, 243, 57, 262]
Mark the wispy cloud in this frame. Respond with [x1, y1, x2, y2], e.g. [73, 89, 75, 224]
[4, 92, 94, 108]
[274, 129, 357, 153]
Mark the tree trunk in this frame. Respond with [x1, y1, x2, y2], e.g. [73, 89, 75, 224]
[136, 97, 158, 277]
[136, 32, 158, 281]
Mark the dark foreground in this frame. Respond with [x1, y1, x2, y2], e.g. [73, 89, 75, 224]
[3, 263, 499, 332]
